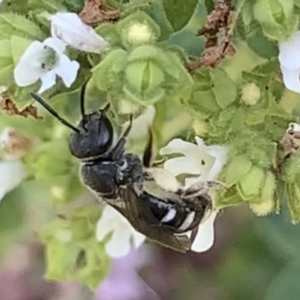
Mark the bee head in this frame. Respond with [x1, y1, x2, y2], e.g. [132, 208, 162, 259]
[30, 82, 114, 160]
[68, 108, 113, 159]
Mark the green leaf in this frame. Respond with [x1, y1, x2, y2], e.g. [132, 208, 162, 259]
[247, 32, 278, 58]
[210, 68, 237, 108]
[0, 13, 46, 40]
[162, 0, 198, 31]
[143, 0, 174, 41]
[225, 154, 252, 187]
[10, 36, 33, 65]
[0, 39, 14, 85]
[265, 258, 300, 300]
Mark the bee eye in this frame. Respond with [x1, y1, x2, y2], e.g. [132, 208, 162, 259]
[118, 159, 128, 171]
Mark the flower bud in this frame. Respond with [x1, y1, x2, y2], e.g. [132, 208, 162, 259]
[241, 83, 261, 105]
[250, 198, 274, 216]
[237, 165, 265, 200]
[117, 12, 160, 46]
[47, 12, 108, 53]
[192, 119, 209, 136]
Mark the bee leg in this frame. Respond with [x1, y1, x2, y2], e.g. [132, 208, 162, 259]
[143, 128, 153, 168]
[180, 181, 226, 199]
[110, 115, 133, 160]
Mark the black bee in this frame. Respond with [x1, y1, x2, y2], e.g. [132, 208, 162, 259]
[30, 84, 220, 252]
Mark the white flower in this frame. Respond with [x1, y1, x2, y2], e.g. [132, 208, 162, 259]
[287, 122, 300, 133]
[0, 159, 28, 201]
[96, 205, 146, 258]
[46, 12, 108, 54]
[159, 137, 228, 252]
[14, 37, 79, 94]
[279, 30, 300, 93]
[160, 136, 228, 182]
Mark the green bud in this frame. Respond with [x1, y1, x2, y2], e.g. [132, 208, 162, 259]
[192, 119, 209, 137]
[237, 165, 265, 200]
[91, 48, 128, 91]
[125, 60, 165, 96]
[225, 154, 252, 187]
[241, 83, 261, 105]
[249, 198, 275, 216]
[117, 11, 160, 47]
[249, 171, 276, 216]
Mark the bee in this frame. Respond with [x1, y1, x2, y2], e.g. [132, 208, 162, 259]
[30, 85, 221, 252]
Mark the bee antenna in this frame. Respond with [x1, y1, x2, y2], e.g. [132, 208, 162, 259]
[80, 80, 89, 117]
[30, 93, 80, 133]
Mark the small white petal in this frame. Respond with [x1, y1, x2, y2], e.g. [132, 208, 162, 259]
[160, 138, 200, 157]
[0, 160, 27, 201]
[49, 12, 108, 53]
[280, 66, 300, 93]
[164, 156, 206, 177]
[131, 230, 146, 248]
[14, 41, 47, 86]
[44, 37, 66, 54]
[279, 31, 300, 69]
[206, 146, 228, 180]
[38, 70, 56, 94]
[147, 168, 181, 192]
[105, 224, 132, 258]
[54, 54, 80, 87]
[191, 211, 217, 252]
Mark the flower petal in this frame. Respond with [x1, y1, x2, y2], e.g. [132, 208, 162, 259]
[280, 66, 300, 93]
[164, 156, 207, 177]
[44, 37, 66, 54]
[54, 54, 79, 87]
[38, 70, 57, 93]
[105, 223, 132, 258]
[96, 206, 121, 241]
[131, 229, 146, 248]
[50, 12, 108, 53]
[206, 146, 228, 180]
[191, 211, 217, 252]
[279, 31, 300, 69]
[14, 42, 47, 86]
[160, 138, 200, 157]
[0, 159, 27, 201]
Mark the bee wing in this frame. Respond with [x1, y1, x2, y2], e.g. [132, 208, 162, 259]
[118, 186, 191, 253]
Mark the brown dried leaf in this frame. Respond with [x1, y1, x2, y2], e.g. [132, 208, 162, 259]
[0, 93, 43, 120]
[79, 0, 120, 27]
[187, 0, 235, 71]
